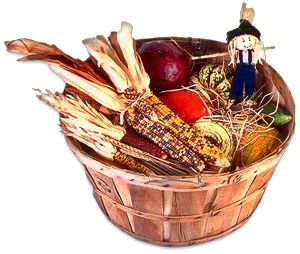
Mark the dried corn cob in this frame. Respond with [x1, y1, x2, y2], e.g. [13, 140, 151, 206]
[146, 95, 230, 168]
[60, 122, 155, 176]
[125, 106, 205, 171]
[122, 129, 167, 159]
[133, 100, 158, 121]
[37, 90, 167, 159]
[114, 151, 155, 176]
[123, 87, 139, 100]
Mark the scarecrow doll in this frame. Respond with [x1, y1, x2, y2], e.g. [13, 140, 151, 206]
[226, 3, 264, 106]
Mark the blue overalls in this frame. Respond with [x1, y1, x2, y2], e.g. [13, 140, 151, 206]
[229, 50, 256, 101]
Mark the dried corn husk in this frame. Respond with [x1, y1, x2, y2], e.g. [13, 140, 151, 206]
[63, 125, 117, 160]
[5, 38, 128, 112]
[114, 22, 150, 93]
[5, 38, 111, 87]
[36, 90, 126, 140]
[83, 22, 150, 95]
[49, 64, 128, 112]
[83, 36, 133, 93]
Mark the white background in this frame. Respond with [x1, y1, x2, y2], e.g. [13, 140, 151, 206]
[0, 0, 299, 253]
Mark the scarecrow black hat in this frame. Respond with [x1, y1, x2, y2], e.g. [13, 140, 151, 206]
[226, 19, 261, 43]
[226, 3, 261, 43]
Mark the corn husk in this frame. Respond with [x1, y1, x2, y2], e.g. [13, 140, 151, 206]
[36, 90, 126, 140]
[50, 65, 128, 112]
[114, 22, 150, 93]
[83, 36, 133, 93]
[5, 38, 111, 87]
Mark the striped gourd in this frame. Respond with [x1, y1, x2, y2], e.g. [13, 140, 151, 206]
[190, 64, 233, 99]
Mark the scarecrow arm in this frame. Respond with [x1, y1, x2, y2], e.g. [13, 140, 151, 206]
[191, 46, 275, 60]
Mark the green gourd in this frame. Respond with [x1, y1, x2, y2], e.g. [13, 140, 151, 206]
[262, 103, 292, 126]
[190, 64, 233, 99]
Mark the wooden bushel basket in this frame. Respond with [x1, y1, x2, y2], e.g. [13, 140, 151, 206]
[64, 38, 295, 246]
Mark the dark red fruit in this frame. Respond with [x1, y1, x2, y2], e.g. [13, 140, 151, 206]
[138, 41, 190, 93]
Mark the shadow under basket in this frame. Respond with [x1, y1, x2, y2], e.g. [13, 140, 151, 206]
[64, 37, 295, 247]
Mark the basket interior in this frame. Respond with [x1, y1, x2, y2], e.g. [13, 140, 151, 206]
[65, 37, 295, 177]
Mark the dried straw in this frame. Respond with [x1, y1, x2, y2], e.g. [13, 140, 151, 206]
[193, 80, 283, 172]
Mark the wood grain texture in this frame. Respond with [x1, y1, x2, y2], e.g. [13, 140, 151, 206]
[93, 191, 108, 217]
[167, 191, 208, 216]
[247, 167, 275, 195]
[87, 166, 123, 203]
[212, 180, 249, 210]
[63, 37, 295, 246]
[130, 215, 164, 242]
[129, 185, 164, 215]
[203, 206, 241, 237]
[237, 190, 264, 224]
[113, 178, 136, 232]
[99, 212, 250, 246]
[101, 198, 133, 232]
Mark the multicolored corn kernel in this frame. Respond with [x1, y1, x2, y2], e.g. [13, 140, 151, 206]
[121, 128, 168, 159]
[114, 151, 155, 176]
[125, 107, 205, 171]
[146, 95, 230, 168]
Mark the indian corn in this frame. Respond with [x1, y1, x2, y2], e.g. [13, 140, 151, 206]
[146, 95, 230, 168]
[60, 121, 155, 176]
[37, 91, 167, 159]
[125, 106, 205, 171]
[114, 151, 156, 176]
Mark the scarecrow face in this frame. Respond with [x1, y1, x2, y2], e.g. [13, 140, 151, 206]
[235, 34, 256, 50]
